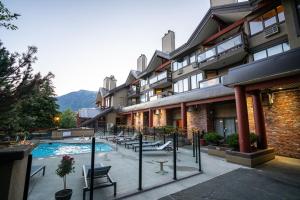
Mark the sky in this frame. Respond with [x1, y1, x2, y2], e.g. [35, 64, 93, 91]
[0, 0, 210, 96]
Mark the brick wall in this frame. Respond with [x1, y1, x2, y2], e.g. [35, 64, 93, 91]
[247, 96, 256, 133]
[247, 90, 300, 159]
[187, 104, 213, 139]
[264, 90, 300, 159]
[134, 112, 144, 130]
[126, 115, 132, 127]
[153, 109, 167, 127]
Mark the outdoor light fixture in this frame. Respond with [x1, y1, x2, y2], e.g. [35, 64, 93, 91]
[187, 106, 194, 112]
[155, 109, 161, 115]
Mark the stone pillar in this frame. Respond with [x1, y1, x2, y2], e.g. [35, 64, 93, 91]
[252, 90, 268, 149]
[181, 103, 187, 130]
[234, 86, 251, 153]
[149, 109, 153, 128]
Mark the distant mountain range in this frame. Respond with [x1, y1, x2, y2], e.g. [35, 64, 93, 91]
[57, 90, 97, 112]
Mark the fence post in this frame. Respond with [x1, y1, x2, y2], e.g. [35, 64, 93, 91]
[195, 132, 198, 163]
[138, 130, 143, 191]
[192, 132, 195, 157]
[197, 131, 202, 172]
[153, 127, 156, 141]
[173, 132, 177, 180]
[163, 128, 166, 144]
[90, 137, 95, 200]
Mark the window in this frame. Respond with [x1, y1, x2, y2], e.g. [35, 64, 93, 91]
[253, 42, 290, 61]
[140, 94, 146, 103]
[277, 5, 285, 23]
[249, 17, 263, 35]
[190, 53, 196, 63]
[182, 57, 188, 67]
[191, 73, 203, 90]
[173, 78, 190, 93]
[183, 78, 189, 92]
[149, 90, 154, 97]
[249, 6, 285, 36]
[263, 10, 277, 27]
[173, 82, 179, 93]
[267, 44, 283, 56]
[140, 79, 148, 87]
[253, 50, 267, 61]
[172, 62, 178, 71]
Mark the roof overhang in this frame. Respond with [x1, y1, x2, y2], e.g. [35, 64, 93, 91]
[121, 84, 234, 112]
[223, 48, 300, 87]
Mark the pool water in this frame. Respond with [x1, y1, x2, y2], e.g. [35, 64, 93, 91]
[32, 142, 112, 158]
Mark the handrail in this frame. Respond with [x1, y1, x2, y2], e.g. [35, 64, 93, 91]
[197, 33, 244, 63]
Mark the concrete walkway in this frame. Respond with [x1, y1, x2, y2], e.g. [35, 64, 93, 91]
[159, 156, 300, 200]
[28, 139, 242, 200]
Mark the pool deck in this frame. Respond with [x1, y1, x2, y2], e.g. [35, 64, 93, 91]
[28, 138, 244, 200]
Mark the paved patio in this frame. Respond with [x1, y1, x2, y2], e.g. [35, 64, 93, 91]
[28, 138, 242, 200]
[160, 156, 300, 200]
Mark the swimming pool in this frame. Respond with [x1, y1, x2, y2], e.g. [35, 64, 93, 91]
[32, 142, 112, 158]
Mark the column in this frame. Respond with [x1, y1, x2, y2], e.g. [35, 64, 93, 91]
[149, 109, 153, 128]
[252, 90, 267, 149]
[181, 103, 187, 131]
[234, 86, 251, 153]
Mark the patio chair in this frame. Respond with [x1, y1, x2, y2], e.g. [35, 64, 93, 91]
[124, 140, 151, 149]
[82, 164, 116, 200]
[133, 141, 162, 152]
[116, 133, 138, 144]
[141, 141, 172, 152]
[30, 165, 46, 177]
[105, 131, 124, 141]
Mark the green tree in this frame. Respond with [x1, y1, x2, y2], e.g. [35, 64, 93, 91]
[0, 1, 20, 30]
[60, 109, 77, 129]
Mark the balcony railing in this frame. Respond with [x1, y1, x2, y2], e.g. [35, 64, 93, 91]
[128, 87, 140, 97]
[199, 76, 223, 89]
[149, 71, 172, 88]
[197, 34, 245, 64]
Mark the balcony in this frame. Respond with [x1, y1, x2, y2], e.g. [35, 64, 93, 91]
[149, 71, 172, 89]
[149, 91, 173, 101]
[197, 33, 248, 70]
[199, 76, 223, 89]
[128, 88, 140, 98]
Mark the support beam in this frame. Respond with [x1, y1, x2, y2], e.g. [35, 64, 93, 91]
[252, 90, 267, 149]
[181, 103, 187, 130]
[234, 86, 251, 153]
[148, 109, 153, 128]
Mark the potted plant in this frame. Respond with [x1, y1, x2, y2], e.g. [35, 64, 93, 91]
[55, 155, 75, 200]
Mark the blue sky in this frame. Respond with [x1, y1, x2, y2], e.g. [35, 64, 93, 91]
[0, 0, 210, 96]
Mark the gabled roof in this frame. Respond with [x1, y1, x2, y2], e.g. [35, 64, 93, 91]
[125, 70, 141, 86]
[170, 1, 253, 59]
[104, 83, 127, 97]
[138, 50, 170, 78]
[81, 107, 114, 126]
[78, 108, 101, 118]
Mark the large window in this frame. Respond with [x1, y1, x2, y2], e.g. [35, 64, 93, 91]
[173, 78, 189, 93]
[140, 79, 148, 87]
[191, 73, 203, 90]
[190, 53, 196, 63]
[172, 57, 189, 71]
[253, 42, 290, 61]
[249, 6, 285, 35]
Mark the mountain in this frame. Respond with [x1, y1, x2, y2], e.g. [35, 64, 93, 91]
[57, 90, 97, 112]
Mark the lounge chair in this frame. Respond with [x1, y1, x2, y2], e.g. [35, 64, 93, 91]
[141, 141, 172, 152]
[82, 164, 116, 200]
[116, 133, 138, 144]
[133, 141, 162, 152]
[30, 165, 46, 177]
[124, 140, 151, 148]
[105, 131, 124, 141]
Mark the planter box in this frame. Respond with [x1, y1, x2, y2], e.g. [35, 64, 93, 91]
[225, 148, 275, 168]
[207, 145, 232, 158]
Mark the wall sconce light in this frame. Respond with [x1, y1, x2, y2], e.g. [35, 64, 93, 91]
[155, 109, 161, 115]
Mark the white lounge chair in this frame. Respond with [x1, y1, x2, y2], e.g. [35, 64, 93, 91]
[133, 141, 162, 152]
[141, 141, 172, 152]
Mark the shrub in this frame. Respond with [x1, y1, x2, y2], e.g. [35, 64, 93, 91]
[226, 133, 258, 150]
[204, 132, 222, 145]
[226, 133, 239, 150]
